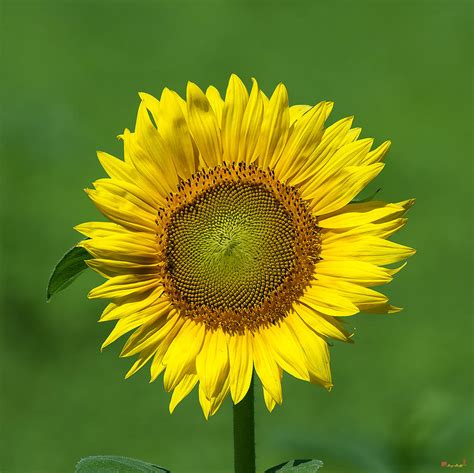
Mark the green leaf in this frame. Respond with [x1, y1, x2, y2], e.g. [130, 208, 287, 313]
[265, 459, 324, 472]
[46, 244, 91, 301]
[351, 187, 382, 203]
[75, 455, 171, 473]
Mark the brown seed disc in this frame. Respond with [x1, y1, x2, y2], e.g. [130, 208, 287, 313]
[156, 162, 321, 334]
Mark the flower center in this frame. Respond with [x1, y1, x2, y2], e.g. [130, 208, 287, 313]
[156, 163, 321, 333]
[166, 181, 296, 310]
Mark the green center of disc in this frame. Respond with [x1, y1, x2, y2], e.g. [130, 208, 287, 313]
[166, 182, 296, 310]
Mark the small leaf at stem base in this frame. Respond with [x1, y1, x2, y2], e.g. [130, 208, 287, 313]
[265, 459, 324, 472]
[75, 455, 171, 472]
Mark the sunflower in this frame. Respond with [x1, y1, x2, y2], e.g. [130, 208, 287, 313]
[76, 74, 415, 418]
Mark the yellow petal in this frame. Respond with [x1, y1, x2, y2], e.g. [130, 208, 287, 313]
[163, 320, 206, 391]
[148, 316, 188, 381]
[395, 198, 416, 214]
[263, 386, 277, 412]
[169, 374, 198, 413]
[78, 235, 156, 264]
[205, 85, 224, 126]
[362, 140, 391, 165]
[333, 137, 373, 168]
[138, 92, 160, 125]
[97, 151, 166, 205]
[289, 116, 353, 187]
[86, 258, 159, 279]
[262, 321, 310, 381]
[386, 262, 407, 276]
[85, 188, 156, 233]
[208, 375, 230, 417]
[300, 284, 359, 317]
[289, 104, 311, 125]
[285, 312, 332, 388]
[130, 104, 179, 193]
[228, 332, 254, 404]
[101, 300, 170, 349]
[75, 221, 125, 239]
[314, 278, 389, 312]
[315, 260, 393, 287]
[222, 74, 249, 163]
[274, 101, 333, 182]
[362, 303, 403, 314]
[307, 164, 385, 215]
[99, 287, 165, 322]
[150, 350, 166, 383]
[322, 219, 407, 242]
[125, 345, 157, 379]
[340, 127, 362, 146]
[318, 201, 406, 229]
[198, 383, 212, 420]
[102, 312, 155, 350]
[371, 199, 414, 224]
[300, 138, 374, 192]
[120, 310, 181, 357]
[321, 236, 416, 265]
[293, 303, 351, 342]
[196, 329, 229, 399]
[197, 375, 230, 418]
[239, 78, 264, 165]
[158, 88, 197, 179]
[321, 218, 408, 243]
[187, 82, 223, 167]
[93, 178, 160, 212]
[88, 274, 160, 300]
[252, 333, 282, 404]
[256, 83, 289, 170]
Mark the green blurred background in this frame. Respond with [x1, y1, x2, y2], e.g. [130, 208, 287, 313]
[1, 1, 472, 472]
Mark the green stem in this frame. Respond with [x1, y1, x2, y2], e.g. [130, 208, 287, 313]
[233, 375, 256, 473]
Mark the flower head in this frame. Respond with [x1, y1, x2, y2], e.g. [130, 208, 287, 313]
[76, 74, 415, 417]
